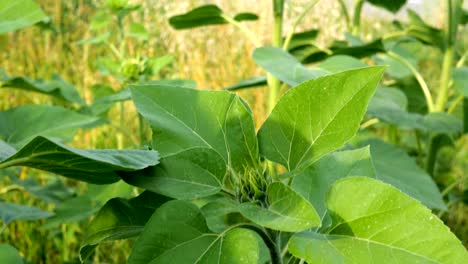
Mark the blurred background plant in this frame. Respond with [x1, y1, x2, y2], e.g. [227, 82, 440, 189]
[0, 0, 467, 263]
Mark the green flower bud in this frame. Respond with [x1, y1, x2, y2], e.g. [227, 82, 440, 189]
[120, 58, 143, 80]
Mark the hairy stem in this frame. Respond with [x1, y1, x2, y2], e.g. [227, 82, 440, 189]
[337, 0, 351, 31]
[221, 14, 261, 47]
[267, 0, 284, 113]
[387, 51, 435, 112]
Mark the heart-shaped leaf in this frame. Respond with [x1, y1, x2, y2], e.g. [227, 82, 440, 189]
[239, 182, 320, 232]
[288, 177, 467, 263]
[120, 147, 225, 199]
[0, 136, 159, 184]
[290, 147, 375, 228]
[258, 67, 385, 171]
[80, 191, 171, 261]
[130, 84, 259, 175]
[128, 200, 264, 264]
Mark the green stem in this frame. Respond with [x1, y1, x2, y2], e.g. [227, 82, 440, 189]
[138, 113, 145, 144]
[435, 46, 455, 112]
[221, 14, 261, 47]
[352, 0, 365, 35]
[387, 51, 435, 112]
[337, 0, 351, 31]
[282, 0, 320, 50]
[448, 95, 464, 113]
[267, 0, 284, 113]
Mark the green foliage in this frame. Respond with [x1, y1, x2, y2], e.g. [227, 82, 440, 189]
[289, 177, 467, 263]
[1, 0, 467, 263]
[0, 136, 159, 184]
[0, 0, 47, 34]
[258, 67, 385, 170]
[169, 4, 258, 29]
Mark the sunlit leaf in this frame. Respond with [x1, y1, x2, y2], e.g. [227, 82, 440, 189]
[289, 177, 467, 263]
[258, 67, 385, 170]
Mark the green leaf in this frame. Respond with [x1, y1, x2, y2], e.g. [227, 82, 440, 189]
[0, 0, 47, 34]
[288, 177, 467, 263]
[318, 55, 368, 73]
[0, 105, 99, 148]
[128, 22, 148, 40]
[11, 177, 74, 203]
[361, 139, 446, 210]
[258, 67, 385, 171]
[42, 196, 97, 228]
[130, 84, 259, 175]
[368, 89, 462, 134]
[0, 244, 23, 264]
[169, 4, 226, 29]
[0, 136, 159, 184]
[406, 10, 444, 49]
[76, 33, 110, 45]
[233, 13, 258, 22]
[253, 46, 328, 86]
[284, 29, 319, 50]
[239, 182, 320, 232]
[367, 0, 407, 13]
[290, 147, 375, 228]
[201, 197, 245, 233]
[294, 38, 385, 64]
[80, 191, 170, 261]
[128, 200, 262, 264]
[147, 55, 174, 75]
[0, 202, 53, 225]
[169, 5, 257, 30]
[120, 147, 225, 199]
[453, 67, 468, 97]
[226, 76, 267, 91]
[1, 71, 85, 105]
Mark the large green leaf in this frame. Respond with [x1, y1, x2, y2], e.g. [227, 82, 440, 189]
[0, 71, 85, 105]
[253, 46, 328, 86]
[361, 139, 446, 210]
[288, 177, 467, 263]
[0, 136, 159, 184]
[0, 244, 23, 264]
[120, 147, 225, 199]
[128, 200, 263, 264]
[226, 76, 267, 91]
[130, 84, 259, 175]
[80, 191, 170, 261]
[0, 0, 47, 34]
[367, 0, 407, 13]
[239, 182, 320, 232]
[368, 88, 463, 134]
[169, 4, 257, 30]
[258, 67, 385, 171]
[0, 105, 99, 148]
[0, 202, 53, 225]
[290, 147, 375, 229]
[317, 55, 368, 73]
